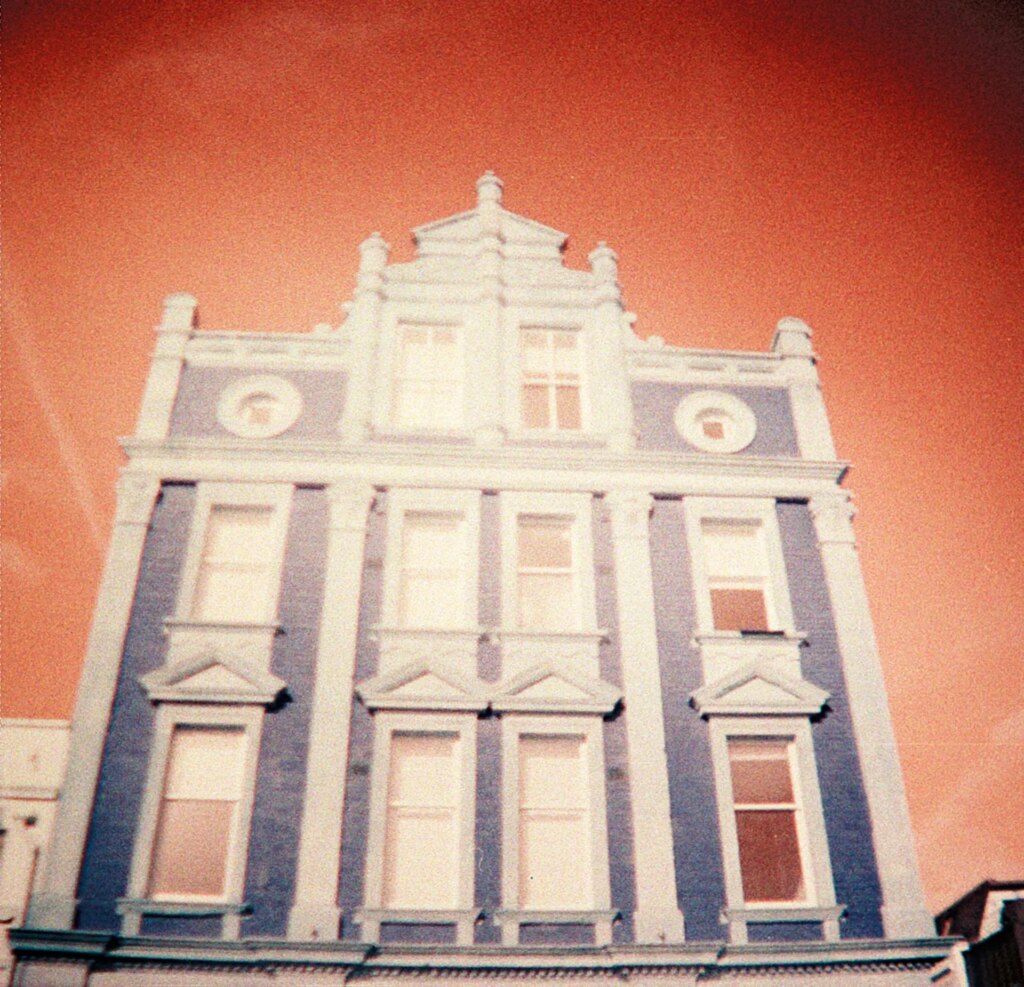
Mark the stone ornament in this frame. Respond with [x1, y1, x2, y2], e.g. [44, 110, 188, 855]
[674, 389, 757, 453]
[216, 374, 303, 438]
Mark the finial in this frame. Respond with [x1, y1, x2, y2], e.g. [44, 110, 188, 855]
[160, 292, 198, 330]
[771, 316, 814, 356]
[358, 232, 389, 273]
[588, 241, 619, 283]
[476, 171, 504, 206]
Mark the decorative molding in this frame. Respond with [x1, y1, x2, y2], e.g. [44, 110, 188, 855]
[139, 654, 286, 706]
[690, 661, 829, 717]
[215, 374, 303, 438]
[162, 620, 280, 674]
[112, 474, 161, 528]
[325, 481, 376, 532]
[674, 390, 757, 453]
[604, 489, 653, 536]
[492, 663, 621, 715]
[356, 660, 489, 712]
[810, 493, 857, 545]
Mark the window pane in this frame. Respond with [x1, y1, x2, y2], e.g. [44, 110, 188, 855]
[383, 809, 457, 907]
[701, 520, 765, 578]
[192, 506, 274, 622]
[397, 326, 430, 373]
[193, 567, 273, 623]
[519, 812, 590, 909]
[399, 573, 463, 627]
[729, 749, 794, 805]
[554, 386, 581, 429]
[518, 573, 574, 631]
[710, 587, 769, 631]
[551, 331, 578, 373]
[148, 800, 233, 897]
[399, 515, 462, 627]
[164, 728, 245, 800]
[518, 518, 572, 568]
[392, 379, 432, 429]
[203, 506, 273, 561]
[519, 736, 586, 809]
[402, 514, 459, 565]
[735, 809, 805, 902]
[701, 418, 726, 440]
[387, 734, 457, 805]
[430, 379, 462, 426]
[521, 385, 550, 428]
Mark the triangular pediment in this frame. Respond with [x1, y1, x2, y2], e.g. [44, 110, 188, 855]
[140, 655, 286, 706]
[689, 662, 829, 717]
[357, 660, 488, 712]
[413, 208, 567, 249]
[493, 664, 621, 714]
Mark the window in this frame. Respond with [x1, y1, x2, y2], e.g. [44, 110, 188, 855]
[519, 328, 583, 430]
[398, 513, 465, 629]
[728, 738, 809, 903]
[517, 735, 592, 909]
[700, 518, 775, 632]
[175, 483, 292, 627]
[382, 733, 460, 909]
[516, 515, 576, 632]
[216, 374, 303, 438]
[392, 324, 463, 430]
[191, 505, 275, 623]
[674, 390, 757, 453]
[147, 726, 246, 900]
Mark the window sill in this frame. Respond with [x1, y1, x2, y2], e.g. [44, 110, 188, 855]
[722, 904, 844, 944]
[507, 430, 606, 447]
[695, 630, 806, 645]
[164, 618, 282, 633]
[495, 909, 618, 947]
[494, 629, 608, 666]
[355, 908, 480, 946]
[116, 898, 250, 918]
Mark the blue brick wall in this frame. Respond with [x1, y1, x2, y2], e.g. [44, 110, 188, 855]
[76, 483, 195, 932]
[592, 498, 637, 945]
[170, 367, 347, 439]
[776, 501, 884, 939]
[648, 497, 728, 942]
[242, 487, 329, 936]
[632, 383, 799, 457]
[337, 492, 386, 940]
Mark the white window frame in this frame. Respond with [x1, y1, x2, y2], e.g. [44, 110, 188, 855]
[498, 715, 613, 945]
[174, 482, 293, 626]
[380, 319, 466, 433]
[359, 712, 478, 944]
[683, 497, 795, 638]
[499, 492, 598, 638]
[515, 325, 588, 433]
[707, 716, 841, 943]
[380, 489, 481, 633]
[121, 704, 264, 938]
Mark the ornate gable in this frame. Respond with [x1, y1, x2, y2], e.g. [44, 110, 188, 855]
[139, 655, 287, 706]
[493, 663, 621, 714]
[356, 660, 488, 712]
[689, 661, 829, 717]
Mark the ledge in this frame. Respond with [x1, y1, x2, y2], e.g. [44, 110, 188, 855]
[722, 905, 845, 924]
[116, 898, 251, 918]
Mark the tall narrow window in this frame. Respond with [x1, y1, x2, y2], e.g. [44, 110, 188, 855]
[382, 734, 460, 909]
[392, 324, 462, 430]
[728, 738, 809, 904]
[398, 513, 464, 628]
[520, 328, 582, 430]
[518, 735, 592, 909]
[516, 516, 576, 631]
[701, 519, 774, 632]
[191, 505, 276, 623]
[148, 727, 246, 899]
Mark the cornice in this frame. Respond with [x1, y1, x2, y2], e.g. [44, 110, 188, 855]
[11, 928, 959, 976]
[120, 436, 849, 495]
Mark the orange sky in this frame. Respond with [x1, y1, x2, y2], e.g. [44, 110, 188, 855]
[3, 0, 1022, 914]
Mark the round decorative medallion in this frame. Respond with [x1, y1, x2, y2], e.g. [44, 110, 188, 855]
[674, 390, 756, 453]
[216, 375, 302, 438]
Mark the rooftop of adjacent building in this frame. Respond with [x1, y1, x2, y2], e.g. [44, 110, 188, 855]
[935, 880, 1024, 942]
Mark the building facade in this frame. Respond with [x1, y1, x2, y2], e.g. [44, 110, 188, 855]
[14, 175, 954, 984]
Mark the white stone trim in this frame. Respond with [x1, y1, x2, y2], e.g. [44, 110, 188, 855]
[809, 492, 934, 939]
[27, 473, 160, 930]
[674, 391, 757, 453]
[604, 489, 686, 943]
[499, 715, 612, 945]
[379, 488, 481, 641]
[287, 481, 374, 941]
[215, 374, 303, 438]
[707, 717, 839, 945]
[361, 713, 478, 945]
[139, 651, 287, 706]
[122, 704, 264, 940]
[356, 660, 489, 713]
[491, 663, 621, 715]
[173, 482, 293, 624]
[682, 496, 796, 640]
[134, 295, 194, 441]
[690, 661, 829, 717]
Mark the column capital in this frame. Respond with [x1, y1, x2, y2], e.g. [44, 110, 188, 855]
[810, 493, 857, 545]
[159, 292, 198, 331]
[113, 474, 161, 527]
[605, 490, 653, 534]
[326, 481, 376, 532]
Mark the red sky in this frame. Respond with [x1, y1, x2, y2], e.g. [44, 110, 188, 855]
[3, 0, 1022, 913]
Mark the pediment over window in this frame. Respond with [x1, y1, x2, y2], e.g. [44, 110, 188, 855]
[140, 655, 286, 706]
[689, 662, 829, 717]
[356, 660, 489, 712]
[493, 664, 621, 714]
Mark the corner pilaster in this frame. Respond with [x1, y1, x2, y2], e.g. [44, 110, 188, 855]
[772, 318, 837, 461]
[27, 473, 161, 930]
[605, 490, 685, 943]
[287, 481, 376, 940]
[589, 244, 635, 452]
[809, 492, 934, 939]
[134, 293, 196, 440]
[472, 172, 506, 447]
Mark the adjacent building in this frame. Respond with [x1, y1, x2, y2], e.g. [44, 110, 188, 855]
[936, 880, 1024, 986]
[13, 175, 955, 984]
